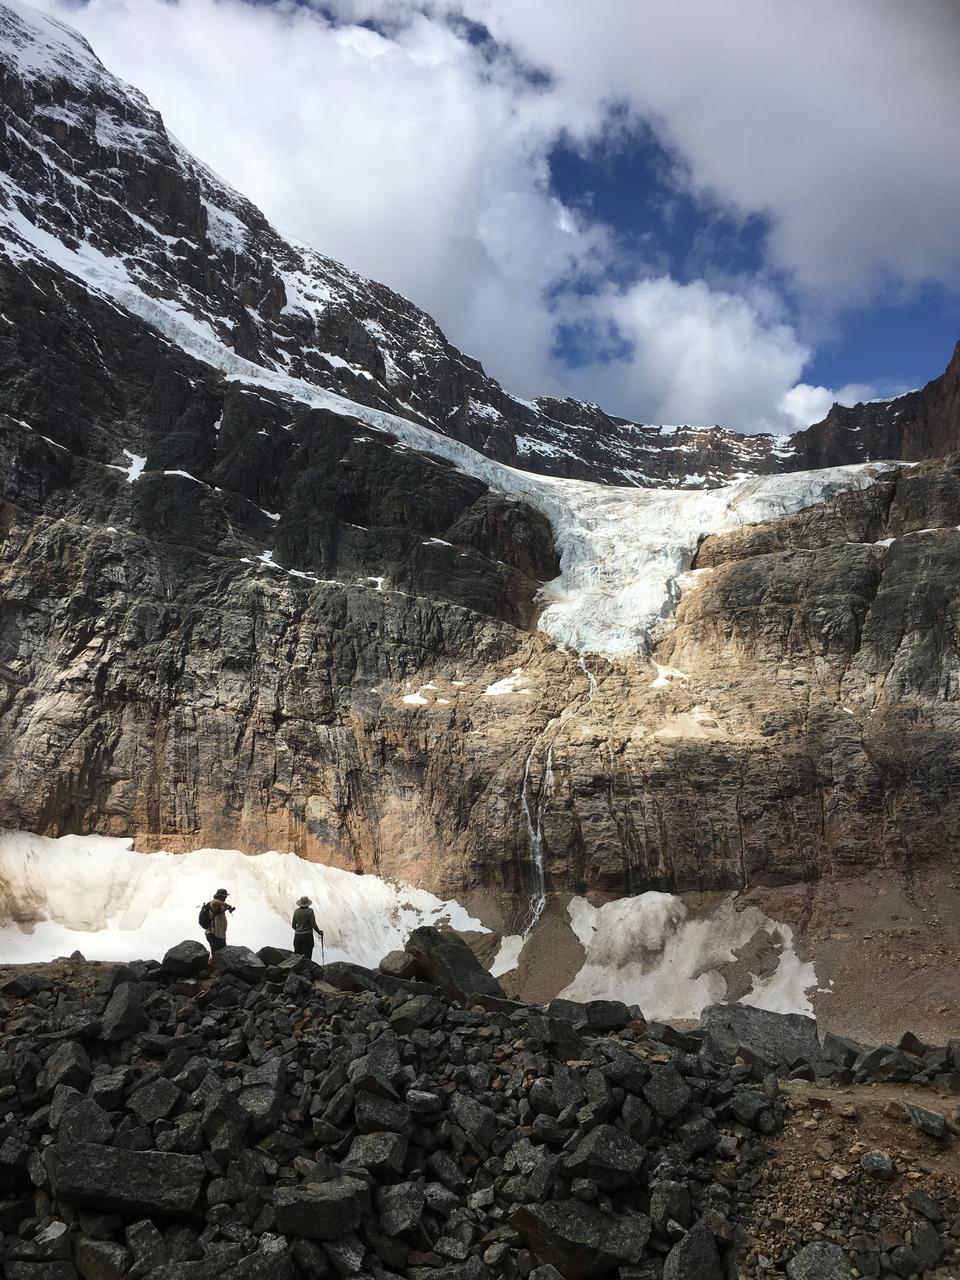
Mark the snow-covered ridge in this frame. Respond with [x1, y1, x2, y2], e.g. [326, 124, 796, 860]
[1, 176, 894, 657]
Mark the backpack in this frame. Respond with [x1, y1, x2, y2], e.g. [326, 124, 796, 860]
[198, 901, 212, 930]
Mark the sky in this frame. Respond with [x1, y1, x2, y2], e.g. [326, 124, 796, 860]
[35, 0, 960, 431]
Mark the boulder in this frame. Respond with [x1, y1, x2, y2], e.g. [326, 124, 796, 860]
[389, 993, 445, 1033]
[860, 1150, 895, 1180]
[562, 1124, 646, 1189]
[100, 985, 149, 1042]
[663, 1221, 723, 1280]
[583, 999, 631, 1033]
[403, 926, 505, 1003]
[161, 940, 209, 978]
[344, 1131, 408, 1179]
[379, 949, 419, 980]
[906, 1103, 949, 1139]
[273, 1177, 370, 1239]
[211, 946, 266, 982]
[642, 1065, 692, 1119]
[73, 1236, 130, 1280]
[510, 1200, 651, 1280]
[786, 1241, 855, 1280]
[44, 1143, 204, 1216]
[699, 1003, 820, 1068]
[376, 1181, 426, 1235]
[40, 1041, 92, 1095]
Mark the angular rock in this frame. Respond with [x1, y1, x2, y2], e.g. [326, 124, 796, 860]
[649, 1180, 693, 1232]
[45, 1143, 204, 1215]
[699, 1004, 820, 1067]
[74, 1236, 130, 1280]
[40, 1041, 92, 1095]
[562, 1124, 646, 1189]
[376, 1180, 426, 1235]
[344, 1131, 408, 1179]
[379, 950, 419, 980]
[100, 985, 149, 1042]
[510, 1200, 651, 1280]
[642, 1066, 692, 1119]
[860, 1150, 895, 1180]
[448, 1093, 497, 1150]
[128, 1077, 184, 1125]
[389, 994, 444, 1033]
[211, 946, 266, 982]
[583, 1000, 631, 1033]
[905, 1102, 948, 1139]
[786, 1242, 855, 1280]
[273, 1177, 370, 1240]
[354, 1090, 413, 1137]
[404, 927, 504, 1003]
[663, 1221, 722, 1280]
[161, 941, 210, 978]
[58, 1099, 114, 1146]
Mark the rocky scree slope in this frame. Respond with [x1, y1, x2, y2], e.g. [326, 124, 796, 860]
[2, 1, 960, 906]
[1, 930, 959, 1280]
[2, 0, 958, 490]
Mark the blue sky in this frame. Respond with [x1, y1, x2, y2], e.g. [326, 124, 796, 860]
[548, 132, 960, 399]
[42, 0, 960, 431]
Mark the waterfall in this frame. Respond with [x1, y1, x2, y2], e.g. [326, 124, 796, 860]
[577, 653, 598, 701]
[520, 744, 553, 936]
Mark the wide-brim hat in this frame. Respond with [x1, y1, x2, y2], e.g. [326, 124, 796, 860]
[297, 896, 311, 906]
[214, 889, 229, 899]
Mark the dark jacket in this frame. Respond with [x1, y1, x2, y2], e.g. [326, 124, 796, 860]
[291, 905, 321, 936]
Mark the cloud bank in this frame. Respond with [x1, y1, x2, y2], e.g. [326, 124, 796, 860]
[37, 0, 960, 429]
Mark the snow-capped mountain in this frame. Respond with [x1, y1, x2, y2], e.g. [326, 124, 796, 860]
[2, 0, 960, 967]
[4, 0, 957, 490]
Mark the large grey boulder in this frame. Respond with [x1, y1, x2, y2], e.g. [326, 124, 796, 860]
[161, 940, 209, 977]
[699, 1003, 820, 1067]
[100, 984, 149, 1042]
[44, 1143, 204, 1216]
[663, 1221, 723, 1279]
[211, 946, 266, 982]
[562, 1124, 646, 1189]
[404, 926, 504, 1003]
[510, 1200, 651, 1280]
[273, 1177, 370, 1240]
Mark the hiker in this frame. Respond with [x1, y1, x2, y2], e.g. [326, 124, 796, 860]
[200, 887, 234, 955]
[291, 895, 324, 961]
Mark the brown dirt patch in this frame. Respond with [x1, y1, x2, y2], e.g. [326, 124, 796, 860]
[744, 1079, 960, 1277]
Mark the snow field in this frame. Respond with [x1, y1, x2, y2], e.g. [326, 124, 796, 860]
[0, 831, 487, 968]
[493, 892, 817, 1019]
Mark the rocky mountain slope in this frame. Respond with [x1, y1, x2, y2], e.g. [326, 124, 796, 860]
[1, 0, 960, 946]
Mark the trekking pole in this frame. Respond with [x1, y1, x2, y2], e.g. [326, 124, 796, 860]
[320, 932, 325, 973]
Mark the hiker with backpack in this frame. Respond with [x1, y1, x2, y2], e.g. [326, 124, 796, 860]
[199, 888, 234, 955]
[291, 896, 324, 963]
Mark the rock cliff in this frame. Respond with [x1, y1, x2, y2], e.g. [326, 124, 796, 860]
[1, 1, 959, 917]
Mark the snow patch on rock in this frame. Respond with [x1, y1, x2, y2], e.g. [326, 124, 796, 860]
[560, 892, 816, 1019]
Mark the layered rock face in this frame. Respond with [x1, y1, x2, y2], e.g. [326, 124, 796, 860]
[1, 2, 960, 911]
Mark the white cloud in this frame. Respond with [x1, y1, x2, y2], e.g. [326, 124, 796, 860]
[471, 0, 960, 300]
[35, 0, 956, 430]
[565, 277, 810, 428]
